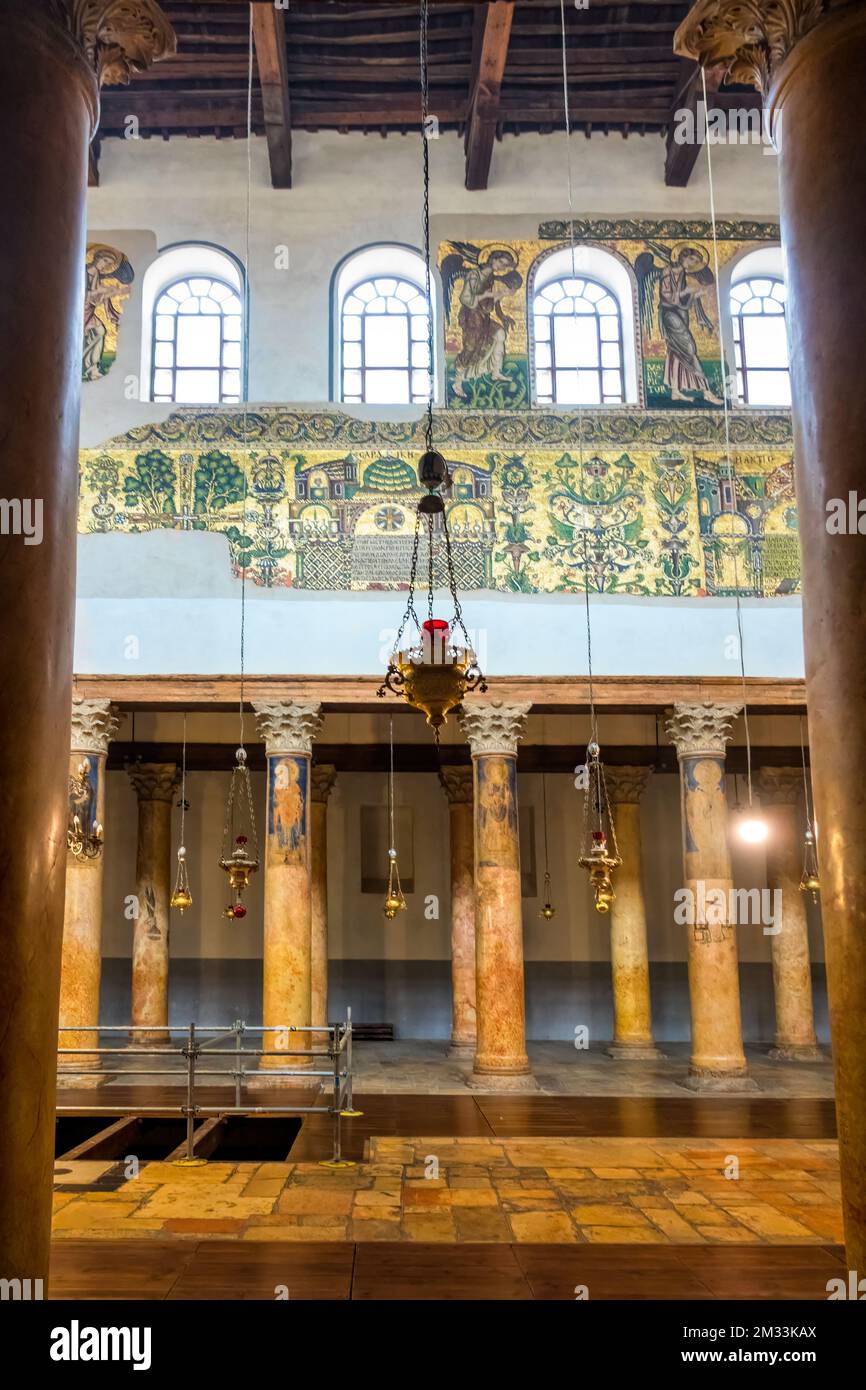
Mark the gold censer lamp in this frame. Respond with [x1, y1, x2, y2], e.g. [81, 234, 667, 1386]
[219, 746, 260, 920]
[577, 741, 621, 914]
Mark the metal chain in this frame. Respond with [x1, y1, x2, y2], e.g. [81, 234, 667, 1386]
[420, 0, 435, 452]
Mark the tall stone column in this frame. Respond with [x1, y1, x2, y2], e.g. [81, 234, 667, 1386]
[676, 0, 866, 1275]
[458, 702, 535, 1089]
[310, 763, 337, 1029]
[253, 701, 323, 1082]
[667, 703, 753, 1091]
[604, 766, 660, 1060]
[0, 0, 175, 1286]
[126, 763, 178, 1046]
[756, 767, 820, 1061]
[58, 698, 120, 1085]
[440, 766, 477, 1058]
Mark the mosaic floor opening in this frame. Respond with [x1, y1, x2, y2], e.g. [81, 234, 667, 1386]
[1, 0, 865, 1339]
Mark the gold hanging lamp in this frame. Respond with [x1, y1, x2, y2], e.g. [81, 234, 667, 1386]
[377, 0, 485, 737]
[578, 740, 621, 914]
[220, 747, 259, 920]
[798, 716, 820, 902]
[171, 712, 193, 913]
[383, 717, 407, 920]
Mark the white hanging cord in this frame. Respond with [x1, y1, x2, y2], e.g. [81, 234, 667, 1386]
[179, 712, 188, 846]
[388, 716, 396, 853]
[701, 65, 754, 803]
[559, 0, 597, 744]
[238, 5, 255, 752]
[799, 714, 814, 827]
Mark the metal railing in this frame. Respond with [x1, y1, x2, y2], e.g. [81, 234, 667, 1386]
[56, 1009, 357, 1164]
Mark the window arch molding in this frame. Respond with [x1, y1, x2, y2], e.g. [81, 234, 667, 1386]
[725, 244, 790, 407]
[527, 244, 639, 405]
[330, 243, 438, 406]
[140, 241, 247, 404]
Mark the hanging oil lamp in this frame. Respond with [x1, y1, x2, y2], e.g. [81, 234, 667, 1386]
[376, 0, 484, 736]
[171, 713, 193, 913]
[577, 741, 621, 913]
[539, 772, 556, 919]
[799, 821, 820, 902]
[219, 746, 259, 920]
[67, 759, 103, 860]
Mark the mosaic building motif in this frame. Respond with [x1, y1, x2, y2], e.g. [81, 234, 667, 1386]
[439, 219, 780, 410]
[79, 405, 799, 598]
[83, 244, 135, 381]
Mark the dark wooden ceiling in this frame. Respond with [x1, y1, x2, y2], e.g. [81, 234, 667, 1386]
[92, 1, 758, 190]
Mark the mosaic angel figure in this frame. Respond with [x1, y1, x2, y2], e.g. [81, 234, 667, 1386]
[635, 242, 723, 405]
[440, 241, 523, 398]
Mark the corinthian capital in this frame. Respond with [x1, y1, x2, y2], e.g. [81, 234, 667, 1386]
[70, 696, 120, 756]
[459, 701, 530, 757]
[674, 0, 832, 96]
[310, 764, 337, 805]
[666, 702, 741, 759]
[254, 700, 324, 757]
[126, 761, 178, 802]
[440, 765, 473, 804]
[67, 0, 176, 85]
[605, 765, 653, 805]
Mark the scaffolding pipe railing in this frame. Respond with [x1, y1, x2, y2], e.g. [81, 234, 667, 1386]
[55, 1009, 356, 1163]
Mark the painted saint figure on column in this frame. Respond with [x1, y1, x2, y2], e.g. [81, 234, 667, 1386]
[268, 757, 307, 864]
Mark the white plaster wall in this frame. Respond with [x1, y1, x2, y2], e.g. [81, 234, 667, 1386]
[82, 130, 780, 439]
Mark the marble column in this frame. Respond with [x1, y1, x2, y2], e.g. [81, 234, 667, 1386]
[310, 764, 337, 1029]
[440, 766, 477, 1058]
[667, 703, 753, 1091]
[604, 766, 660, 1060]
[58, 698, 120, 1085]
[126, 763, 178, 1046]
[756, 767, 820, 1061]
[0, 0, 173, 1287]
[458, 701, 535, 1089]
[253, 701, 323, 1083]
[677, 0, 866, 1269]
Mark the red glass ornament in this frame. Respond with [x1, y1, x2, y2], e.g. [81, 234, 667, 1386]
[232, 904, 247, 919]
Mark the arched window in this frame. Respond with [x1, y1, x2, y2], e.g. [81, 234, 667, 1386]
[729, 264, 790, 406]
[529, 245, 636, 406]
[334, 245, 432, 405]
[141, 244, 245, 404]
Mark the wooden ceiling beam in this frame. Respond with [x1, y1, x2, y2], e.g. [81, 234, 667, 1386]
[252, 1, 292, 187]
[664, 58, 722, 188]
[465, 2, 514, 189]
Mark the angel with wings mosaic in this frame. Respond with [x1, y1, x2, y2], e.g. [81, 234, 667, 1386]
[440, 241, 523, 398]
[635, 242, 723, 405]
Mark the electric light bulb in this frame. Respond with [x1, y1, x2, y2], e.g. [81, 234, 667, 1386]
[738, 814, 769, 845]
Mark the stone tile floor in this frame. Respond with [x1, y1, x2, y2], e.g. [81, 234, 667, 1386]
[98, 1040, 835, 1097]
[52, 1136, 842, 1246]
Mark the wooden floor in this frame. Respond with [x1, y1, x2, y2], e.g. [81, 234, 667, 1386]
[57, 1089, 838, 1163]
[49, 1238, 847, 1301]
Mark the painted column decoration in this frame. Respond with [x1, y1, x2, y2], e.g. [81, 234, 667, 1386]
[676, 0, 866, 1266]
[126, 762, 178, 1046]
[458, 701, 535, 1089]
[310, 763, 337, 1029]
[604, 766, 660, 1060]
[440, 766, 477, 1058]
[254, 700, 323, 1081]
[58, 697, 120, 1084]
[667, 702, 753, 1091]
[756, 767, 820, 1061]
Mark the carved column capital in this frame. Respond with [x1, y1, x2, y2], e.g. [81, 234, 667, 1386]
[66, 0, 176, 85]
[756, 765, 805, 806]
[70, 696, 120, 755]
[254, 700, 323, 757]
[674, 0, 844, 98]
[125, 761, 178, 803]
[666, 702, 742, 759]
[310, 764, 337, 805]
[440, 765, 473, 805]
[458, 701, 531, 758]
[605, 765, 653, 805]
